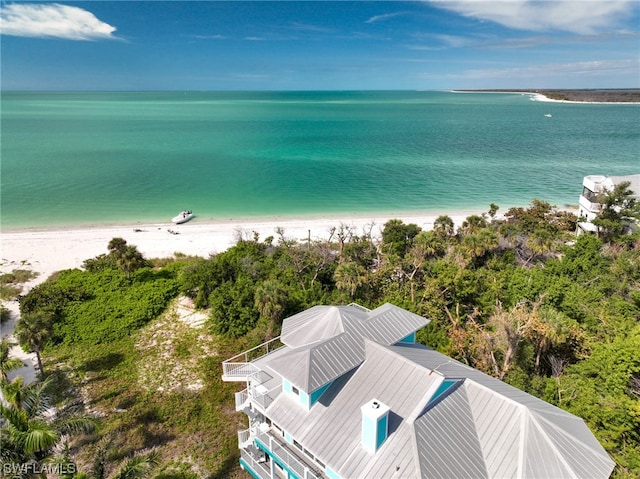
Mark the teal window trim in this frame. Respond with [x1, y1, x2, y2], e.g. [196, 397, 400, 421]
[398, 332, 416, 344]
[309, 380, 333, 406]
[428, 379, 460, 406]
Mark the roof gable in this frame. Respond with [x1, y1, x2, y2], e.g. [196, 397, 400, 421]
[414, 385, 489, 479]
[262, 339, 614, 479]
[391, 344, 615, 478]
[268, 303, 429, 391]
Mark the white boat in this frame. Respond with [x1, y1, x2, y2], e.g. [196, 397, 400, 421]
[172, 210, 193, 224]
[544, 113, 552, 118]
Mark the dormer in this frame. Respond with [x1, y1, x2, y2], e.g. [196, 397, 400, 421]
[283, 378, 334, 409]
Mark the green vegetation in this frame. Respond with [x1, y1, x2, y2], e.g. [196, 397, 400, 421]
[3, 201, 639, 478]
[0, 376, 96, 471]
[1, 304, 11, 324]
[591, 180, 640, 243]
[1, 338, 24, 381]
[0, 268, 39, 300]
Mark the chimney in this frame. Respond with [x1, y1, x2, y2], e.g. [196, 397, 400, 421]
[361, 399, 390, 453]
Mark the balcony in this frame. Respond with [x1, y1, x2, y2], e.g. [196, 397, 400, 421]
[238, 427, 253, 448]
[235, 383, 282, 412]
[222, 337, 285, 382]
[240, 446, 271, 479]
[255, 430, 324, 479]
[579, 195, 603, 216]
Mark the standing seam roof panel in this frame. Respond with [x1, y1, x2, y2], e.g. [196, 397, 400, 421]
[465, 381, 522, 478]
[523, 415, 571, 478]
[415, 386, 488, 479]
[533, 414, 615, 478]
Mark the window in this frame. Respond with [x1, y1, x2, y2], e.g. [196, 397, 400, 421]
[292, 385, 299, 396]
[304, 448, 315, 461]
[293, 440, 303, 451]
[316, 459, 325, 469]
[582, 186, 598, 202]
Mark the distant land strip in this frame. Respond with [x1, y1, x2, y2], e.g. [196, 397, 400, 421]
[458, 89, 640, 103]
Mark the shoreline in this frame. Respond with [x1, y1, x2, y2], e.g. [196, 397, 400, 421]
[0, 205, 573, 385]
[0, 207, 486, 235]
[451, 89, 640, 105]
[1, 211, 488, 284]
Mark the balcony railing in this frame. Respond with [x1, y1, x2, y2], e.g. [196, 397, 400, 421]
[238, 427, 253, 449]
[251, 384, 282, 411]
[255, 430, 324, 479]
[222, 337, 285, 381]
[579, 195, 603, 214]
[235, 389, 250, 411]
[240, 449, 271, 479]
[236, 383, 282, 412]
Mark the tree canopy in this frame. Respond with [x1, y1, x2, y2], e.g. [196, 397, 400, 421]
[14, 200, 640, 477]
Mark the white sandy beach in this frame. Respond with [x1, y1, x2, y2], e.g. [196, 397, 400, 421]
[1, 213, 484, 284]
[0, 212, 480, 382]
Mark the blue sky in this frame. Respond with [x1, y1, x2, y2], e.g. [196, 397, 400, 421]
[1, 1, 639, 90]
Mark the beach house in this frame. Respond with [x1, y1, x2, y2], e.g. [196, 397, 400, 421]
[222, 303, 615, 479]
[577, 174, 640, 235]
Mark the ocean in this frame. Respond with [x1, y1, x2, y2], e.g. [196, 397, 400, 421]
[1, 91, 638, 229]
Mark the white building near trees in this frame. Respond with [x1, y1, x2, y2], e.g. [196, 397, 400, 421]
[577, 174, 640, 234]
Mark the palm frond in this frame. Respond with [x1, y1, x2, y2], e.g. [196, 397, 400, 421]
[55, 415, 97, 436]
[20, 376, 54, 417]
[13, 419, 59, 454]
[109, 450, 159, 479]
[0, 403, 29, 431]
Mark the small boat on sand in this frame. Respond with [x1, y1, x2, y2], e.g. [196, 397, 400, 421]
[172, 210, 194, 224]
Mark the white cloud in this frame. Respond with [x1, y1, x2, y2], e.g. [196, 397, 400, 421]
[0, 3, 118, 40]
[422, 59, 640, 80]
[193, 34, 227, 40]
[290, 22, 332, 33]
[365, 12, 407, 24]
[429, 0, 636, 34]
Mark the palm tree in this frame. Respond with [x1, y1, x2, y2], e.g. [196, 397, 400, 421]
[109, 450, 159, 479]
[254, 280, 287, 339]
[14, 312, 53, 376]
[525, 228, 556, 265]
[71, 434, 159, 479]
[458, 214, 488, 236]
[1, 338, 24, 382]
[116, 246, 146, 280]
[107, 237, 128, 254]
[433, 215, 455, 238]
[107, 238, 147, 279]
[334, 262, 367, 298]
[0, 376, 96, 469]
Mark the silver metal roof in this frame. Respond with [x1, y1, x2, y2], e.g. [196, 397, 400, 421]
[609, 174, 640, 197]
[394, 343, 616, 479]
[269, 303, 428, 392]
[262, 337, 615, 478]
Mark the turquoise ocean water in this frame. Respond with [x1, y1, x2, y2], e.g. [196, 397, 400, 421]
[1, 91, 638, 230]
